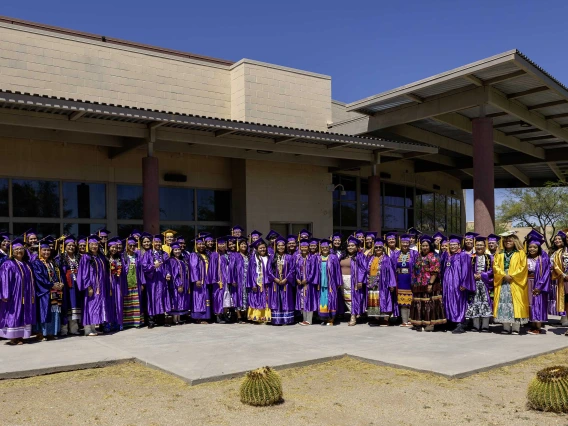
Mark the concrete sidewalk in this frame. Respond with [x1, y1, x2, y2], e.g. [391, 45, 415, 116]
[1, 322, 568, 383]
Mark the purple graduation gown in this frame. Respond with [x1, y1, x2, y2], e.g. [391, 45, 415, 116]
[314, 254, 341, 316]
[295, 254, 318, 311]
[229, 252, 248, 309]
[247, 253, 271, 309]
[441, 250, 475, 323]
[367, 254, 398, 314]
[166, 256, 191, 314]
[108, 256, 127, 325]
[266, 253, 296, 311]
[0, 259, 36, 338]
[189, 251, 212, 319]
[31, 259, 59, 326]
[528, 252, 550, 322]
[210, 251, 232, 315]
[77, 253, 111, 325]
[348, 252, 368, 315]
[140, 250, 170, 316]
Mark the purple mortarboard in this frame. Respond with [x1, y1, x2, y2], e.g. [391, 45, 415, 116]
[231, 225, 244, 234]
[347, 236, 360, 246]
[400, 233, 411, 242]
[308, 237, 319, 245]
[250, 230, 262, 238]
[555, 230, 566, 239]
[227, 235, 237, 242]
[407, 227, 421, 236]
[153, 234, 164, 242]
[170, 242, 181, 250]
[420, 234, 434, 244]
[193, 236, 205, 244]
[433, 232, 445, 240]
[131, 229, 141, 238]
[250, 238, 266, 249]
[385, 231, 398, 240]
[298, 229, 312, 238]
[11, 238, 24, 249]
[475, 236, 487, 243]
[140, 232, 152, 240]
[299, 239, 309, 247]
[97, 227, 111, 237]
[365, 231, 378, 239]
[0, 232, 10, 242]
[319, 239, 331, 247]
[440, 236, 448, 244]
[77, 235, 87, 244]
[331, 232, 342, 241]
[526, 230, 544, 246]
[127, 235, 137, 245]
[266, 230, 280, 240]
[216, 236, 228, 244]
[204, 235, 215, 242]
[23, 228, 37, 243]
[449, 234, 462, 244]
[354, 229, 365, 238]
[39, 236, 54, 248]
[197, 232, 211, 238]
[464, 232, 479, 240]
[374, 237, 385, 246]
[274, 235, 286, 245]
[64, 235, 76, 245]
[107, 237, 121, 246]
[487, 234, 501, 243]
[286, 235, 297, 243]
[176, 236, 186, 243]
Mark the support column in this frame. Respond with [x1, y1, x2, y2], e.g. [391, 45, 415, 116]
[143, 128, 160, 234]
[368, 175, 381, 232]
[472, 116, 495, 235]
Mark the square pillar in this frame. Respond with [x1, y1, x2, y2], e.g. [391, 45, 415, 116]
[143, 155, 160, 234]
[368, 175, 381, 232]
[472, 116, 495, 235]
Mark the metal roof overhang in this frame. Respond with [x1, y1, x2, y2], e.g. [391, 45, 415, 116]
[333, 49, 568, 187]
[0, 90, 437, 170]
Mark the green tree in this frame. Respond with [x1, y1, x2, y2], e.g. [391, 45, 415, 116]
[497, 187, 568, 248]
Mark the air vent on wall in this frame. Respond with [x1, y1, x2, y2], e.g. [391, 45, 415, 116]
[433, 184, 441, 190]
[379, 172, 391, 179]
[164, 173, 187, 183]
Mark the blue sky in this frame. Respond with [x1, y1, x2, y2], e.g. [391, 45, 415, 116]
[3, 1, 567, 219]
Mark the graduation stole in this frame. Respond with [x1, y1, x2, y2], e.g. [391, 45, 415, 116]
[471, 253, 491, 273]
[255, 254, 266, 291]
[14, 259, 34, 305]
[320, 256, 331, 293]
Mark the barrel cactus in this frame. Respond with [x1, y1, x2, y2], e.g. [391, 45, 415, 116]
[527, 366, 568, 413]
[240, 366, 283, 406]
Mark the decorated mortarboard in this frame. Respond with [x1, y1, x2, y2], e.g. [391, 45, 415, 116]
[266, 230, 280, 240]
[24, 228, 37, 237]
[400, 233, 412, 241]
[354, 229, 365, 237]
[464, 232, 479, 239]
[286, 234, 297, 243]
[487, 233, 501, 242]
[250, 238, 266, 249]
[107, 237, 121, 246]
[432, 232, 446, 240]
[162, 229, 177, 237]
[365, 231, 378, 239]
[153, 234, 164, 242]
[347, 236, 360, 246]
[331, 232, 342, 240]
[298, 229, 312, 238]
[499, 230, 517, 237]
[249, 230, 263, 238]
[87, 234, 101, 244]
[97, 227, 111, 237]
[319, 239, 331, 247]
[299, 238, 309, 247]
[385, 231, 398, 240]
[374, 237, 385, 246]
[407, 227, 421, 236]
[448, 234, 462, 244]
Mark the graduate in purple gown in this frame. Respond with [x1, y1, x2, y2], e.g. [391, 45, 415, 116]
[295, 239, 318, 325]
[56, 235, 82, 336]
[394, 234, 418, 327]
[342, 236, 367, 326]
[0, 232, 10, 264]
[465, 236, 493, 332]
[122, 235, 145, 329]
[166, 242, 190, 325]
[462, 232, 479, 256]
[140, 235, 171, 328]
[247, 239, 271, 323]
[286, 235, 298, 258]
[32, 236, 64, 341]
[525, 230, 551, 335]
[211, 237, 233, 324]
[441, 235, 475, 334]
[0, 239, 36, 344]
[24, 228, 39, 263]
[366, 238, 397, 325]
[363, 232, 377, 257]
[229, 238, 250, 323]
[267, 236, 296, 326]
[384, 231, 399, 266]
[107, 237, 126, 331]
[315, 239, 341, 325]
[330, 232, 345, 260]
[190, 236, 213, 323]
[266, 230, 280, 257]
[77, 234, 111, 336]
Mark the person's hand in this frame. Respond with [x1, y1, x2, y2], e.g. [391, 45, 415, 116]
[253, 286, 258, 293]
[504, 275, 513, 283]
[273, 278, 281, 285]
[474, 273, 481, 280]
[281, 279, 287, 286]
[1, 298, 8, 302]
[533, 289, 541, 296]
[88, 286, 94, 297]
[154, 260, 161, 268]
[427, 284, 433, 293]
[459, 286, 465, 291]
[197, 280, 203, 287]
[166, 274, 171, 281]
[356, 282, 362, 290]
[177, 286, 183, 294]
[301, 279, 307, 285]
[141, 285, 145, 291]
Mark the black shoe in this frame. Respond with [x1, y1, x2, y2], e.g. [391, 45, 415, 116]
[164, 323, 171, 327]
[148, 323, 155, 329]
[452, 324, 466, 334]
[481, 328, 489, 333]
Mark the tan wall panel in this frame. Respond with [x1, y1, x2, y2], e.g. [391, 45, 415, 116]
[245, 159, 332, 236]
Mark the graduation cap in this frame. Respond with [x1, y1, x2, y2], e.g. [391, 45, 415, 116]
[274, 235, 287, 246]
[487, 233, 501, 243]
[162, 229, 177, 237]
[131, 229, 142, 238]
[440, 236, 449, 244]
[63, 235, 76, 245]
[216, 236, 228, 245]
[432, 232, 445, 240]
[250, 238, 266, 249]
[384, 231, 398, 240]
[192, 235, 206, 244]
[108, 237, 121, 247]
[555, 230, 566, 239]
[126, 235, 137, 245]
[97, 227, 111, 237]
[87, 234, 101, 244]
[347, 236, 360, 246]
[176, 236, 186, 243]
[265, 230, 279, 240]
[286, 234, 297, 243]
[365, 231, 378, 239]
[299, 238, 309, 247]
[308, 237, 319, 245]
[0, 231, 11, 242]
[331, 232, 342, 241]
[475, 236, 487, 243]
[204, 235, 215, 242]
[170, 241, 181, 250]
[353, 229, 365, 238]
[39, 236, 54, 249]
[249, 230, 262, 238]
[399, 233, 412, 242]
[374, 237, 385, 246]
[140, 232, 152, 240]
[319, 239, 331, 247]
[231, 225, 245, 235]
[197, 231, 211, 238]
[448, 234, 462, 244]
[525, 229, 544, 246]
[77, 235, 87, 245]
[463, 232, 479, 240]
[420, 234, 434, 244]
[499, 230, 517, 237]
[407, 227, 421, 236]
[153, 234, 164, 242]
[298, 229, 312, 239]
[10, 238, 24, 249]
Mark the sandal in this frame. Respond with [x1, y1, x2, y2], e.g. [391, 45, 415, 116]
[348, 320, 356, 326]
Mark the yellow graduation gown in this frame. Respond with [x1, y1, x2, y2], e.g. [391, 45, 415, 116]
[493, 250, 529, 319]
[551, 249, 566, 314]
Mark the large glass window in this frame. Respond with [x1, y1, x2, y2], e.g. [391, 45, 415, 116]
[197, 189, 230, 221]
[0, 179, 8, 217]
[117, 185, 143, 220]
[13, 179, 60, 218]
[13, 222, 60, 238]
[63, 182, 106, 219]
[63, 223, 107, 237]
[160, 187, 194, 221]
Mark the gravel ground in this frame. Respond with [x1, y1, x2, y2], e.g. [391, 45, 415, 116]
[1, 349, 568, 426]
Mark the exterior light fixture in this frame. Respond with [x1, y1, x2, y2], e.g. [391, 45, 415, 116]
[326, 184, 347, 196]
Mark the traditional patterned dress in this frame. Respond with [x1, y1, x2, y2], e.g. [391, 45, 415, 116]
[123, 253, 143, 328]
[494, 249, 529, 325]
[466, 254, 493, 319]
[396, 250, 417, 307]
[410, 252, 446, 326]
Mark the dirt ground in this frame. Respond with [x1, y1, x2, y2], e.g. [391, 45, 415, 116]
[1, 350, 568, 426]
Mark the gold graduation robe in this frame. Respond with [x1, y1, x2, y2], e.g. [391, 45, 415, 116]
[493, 250, 529, 318]
[551, 249, 566, 314]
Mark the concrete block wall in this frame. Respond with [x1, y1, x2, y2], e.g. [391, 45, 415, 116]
[230, 59, 332, 131]
[0, 22, 232, 118]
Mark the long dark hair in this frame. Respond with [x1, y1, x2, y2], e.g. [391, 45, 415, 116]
[419, 240, 436, 255]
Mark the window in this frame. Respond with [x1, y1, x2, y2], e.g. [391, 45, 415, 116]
[197, 189, 230, 221]
[13, 179, 60, 218]
[63, 182, 106, 219]
[13, 222, 61, 238]
[63, 223, 107, 237]
[381, 183, 413, 232]
[160, 187, 194, 221]
[0, 179, 8, 217]
[117, 185, 143, 220]
[269, 223, 312, 237]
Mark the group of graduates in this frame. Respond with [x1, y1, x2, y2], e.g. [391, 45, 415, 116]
[0, 223, 567, 345]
